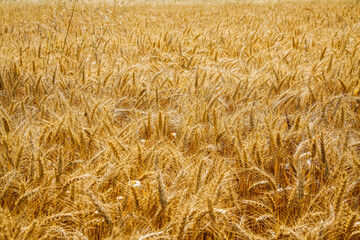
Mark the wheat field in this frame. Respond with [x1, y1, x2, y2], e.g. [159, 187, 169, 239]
[0, 0, 360, 239]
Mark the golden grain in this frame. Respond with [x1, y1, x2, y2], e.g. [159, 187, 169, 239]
[0, 0, 359, 239]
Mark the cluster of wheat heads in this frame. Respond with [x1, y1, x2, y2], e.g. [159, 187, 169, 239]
[0, 0, 360, 239]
